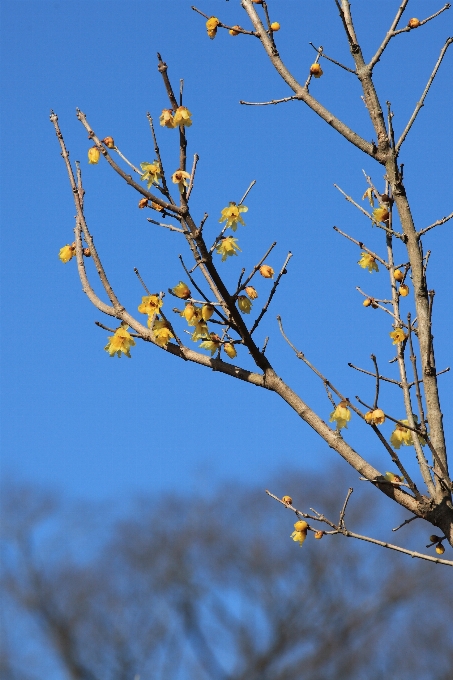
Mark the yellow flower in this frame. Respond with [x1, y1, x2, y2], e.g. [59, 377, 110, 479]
[238, 295, 252, 314]
[408, 17, 421, 28]
[171, 170, 191, 193]
[216, 237, 241, 261]
[229, 25, 241, 36]
[362, 187, 375, 207]
[399, 284, 410, 297]
[291, 520, 308, 547]
[59, 244, 75, 263]
[259, 264, 274, 278]
[372, 207, 389, 223]
[151, 202, 163, 212]
[224, 342, 237, 359]
[201, 304, 214, 321]
[314, 530, 324, 539]
[309, 63, 323, 78]
[181, 303, 196, 323]
[191, 321, 210, 342]
[102, 136, 115, 148]
[245, 286, 258, 300]
[364, 408, 385, 425]
[138, 294, 162, 317]
[159, 109, 175, 128]
[358, 252, 379, 273]
[199, 333, 221, 356]
[282, 495, 293, 505]
[384, 471, 404, 484]
[329, 401, 351, 431]
[151, 318, 174, 348]
[104, 325, 136, 358]
[206, 16, 220, 39]
[219, 202, 248, 231]
[138, 198, 148, 209]
[389, 421, 413, 449]
[88, 147, 100, 164]
[140, 161, 162, 189]
[172, 281, 191, 299]
[393, 269, 404, 282]
[435, 543, 445, 555]
[390, 328, 407, 345]
[270, 22, 280, 31]
[173, 106, 192, 128]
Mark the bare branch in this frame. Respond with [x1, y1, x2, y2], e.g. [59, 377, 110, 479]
[186, 154, 199, 200]
[191, 5, 258, 37]
[239, 179, 256, 205]
[240, 95, 300, 107]
[396, 38, 453, 152]
[368, 0, 411, 69]
[249, 252, 292, 335]
[392, 515, 420, 532]
[308, 42, 356, 74]
[418, 210, 453, 236]
[333, 226, 388, 268]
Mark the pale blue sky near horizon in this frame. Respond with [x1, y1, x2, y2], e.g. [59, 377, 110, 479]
[1, 0, 452, 505]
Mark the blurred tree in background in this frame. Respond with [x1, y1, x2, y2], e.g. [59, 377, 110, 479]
[2, 469, 452, 680]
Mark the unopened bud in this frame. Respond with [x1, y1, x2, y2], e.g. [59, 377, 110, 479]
[138, 198, 148, 209]
[363, 298, 372, 307]
[88, 147, 100, 164]
[294, 520, 308, 531]
[399, 284, 410, 297]
[408, 18, 421, 29]
[430, 534, 442, 543]
[102, 136, 115, 148]
[202, 304, 214, 321]
[393, 269, 404, 282]
[270, 22, 280, 32]
[435, 543, 445, 555]
[245, 286, 258, 299]
[282, 495, 293, 505]
[83, 248, 91, 257]
[314, 531, 324, 540]
[259, 265, 274, 279]
[229, 25, 241, 36]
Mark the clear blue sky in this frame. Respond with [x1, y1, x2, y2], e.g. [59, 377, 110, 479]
[1, 0, 452, 502]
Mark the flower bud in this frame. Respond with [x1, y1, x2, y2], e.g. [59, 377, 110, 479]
[102, 136, 115, 148]
[151, 202, 163, 212]
[435, 543, 445, 555]
[408, 18, 421, 28]
[83, 248, 91, 257]
[270, 22, 280, 31]
[182, 303, 195, 322]
[259, 264, 274, 279]
[363, 298, 372, 307]
[314, 531, 324, 540]
[309, 63, 323, 78]
[380, 193, 391, 204]
[138, 198, 148, 209]
[224, 342, 237, 359]
[202, 304, 214, 321]
[393, 269, 404, 282]
[399, 284, 410, 297]
[282, 495, 292, 505]
[206, 16, 220, 39]
[245, 286, 258, 299]
[229, 25, 241, 36]
[172, 281, 191, 300]
[430, 534, 442, 543]
[88, 147, 100, 164]
[238, 295, 252, 314]
[294, 520, 308, 531]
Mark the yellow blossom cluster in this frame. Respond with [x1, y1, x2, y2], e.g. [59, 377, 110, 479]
[329, 401, 351, 431]
[152, 318, 174, 348]
[358, 252, 379, 273]
[291, 520, 308, 547]
[104, 325, 136, 358]
[219, 202, 248, 231]
[206, 16, 220, 39]
[364, 409, 385, 425]
[159, 107, 192, 129]
[389, 418, 426, 450]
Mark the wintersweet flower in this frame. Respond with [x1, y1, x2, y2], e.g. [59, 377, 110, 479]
[199, 333, 221, 356]
[329, 401, 351, 431]
[384, 471, 404, 484]
[181, 303, 196, 323]
[390, 328, 407, 345]
[282, 496, 293, 505]
[389, 421, 413, 449]
[88, 147, 100, 164]
[245, 286, 258, 299]
[59, 244, 75, 263]
[291, 520, 308, 547]
[206, 16, 220, 39]
[435, 543, 445, 555]
[393, 269, 404, 282]
[372, 207, 389, 223]
[173, 106, 192, 128]
[314, 531, 324, 539]
[104, 325, 136, 358]
[160, 109, 175, 128]
[309, 63, 323, 78]
[399, 284, 410, 297]
[219, 202, 248, 231]
[224, 342, 237, 359]
[216, 236, 241, 261]
[138, 198, 148, 209]
[259, 264, 274, 278]
[191, 321, 210, 342]
[408, 17, 421, 28]
[201, 304, 214, 321]
[151, 202, 163, 212]
[152, 319, 174, 348]
[238, 295, 252, 314]
[102, 136, 115, 148]
[364, 408, 385, 425]
[362, 187, 375, 206]
[171, 170, 191, 193]
[83, 248, 91, 257]
[229, 25, 241, 36]
[140, 161, 162, 189]
[138, 294, 163, 317]
[358, 252, 379, 273]
[270, 22, 280, 31]
[172, 281, 191, 299]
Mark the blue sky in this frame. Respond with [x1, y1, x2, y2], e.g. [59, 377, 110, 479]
[1, 0, 452, 505]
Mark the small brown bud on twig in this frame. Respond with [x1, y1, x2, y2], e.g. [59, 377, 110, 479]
[314, 530, 324, 540]
[102, 136, 115, 148]
[282, 495, 293, 505]
[407, 18, 421, 29]
[83, 248, 91, 257]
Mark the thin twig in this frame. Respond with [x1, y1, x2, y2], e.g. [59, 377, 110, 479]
[371, 354, 380, 409]
[308, 42, 356, 73]
[348, 362, 402, 387]
[133, 268, 151, 295]
[240, 95, 300, 106]
[396, 37, 453, 152]
[356, 287, 407, 326]
[146, 112, 174, 201]
[178, 255, 231, 327]
[147, 218, 185, 233]
[239, 180, 256, 205]
[339, 488, 353, 529]
[113, 147, 142, 175]
[333, 226, 388, 268]
[235, 242, 277, 295]
[186, 154, 199, 200]
[368, 0, 411, 69]
[191, 5, 257, 36]
[249, 252, 292, 335]
[418, 211, 453, 236]
[95, 321, 141, 339]
[392, 515, 419, 532]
